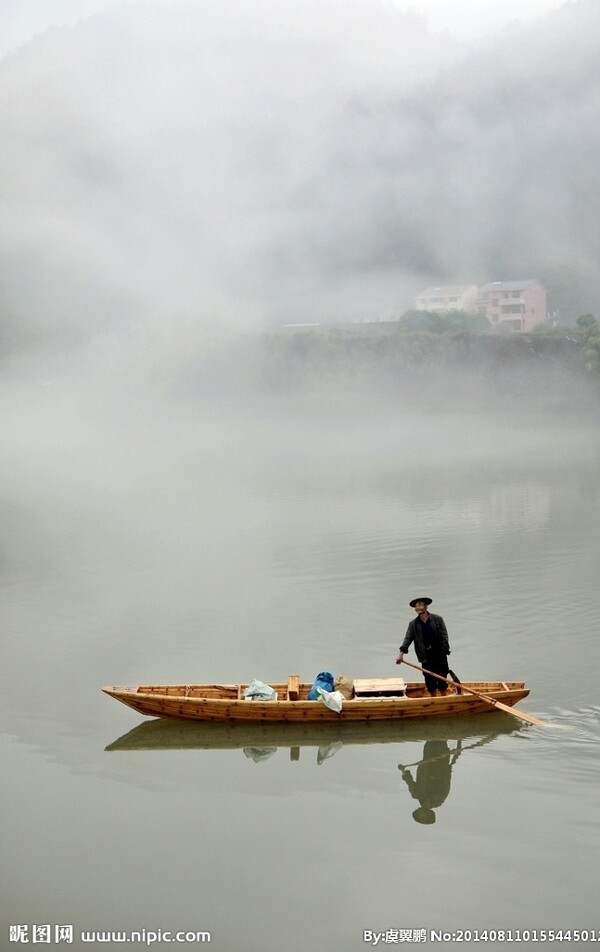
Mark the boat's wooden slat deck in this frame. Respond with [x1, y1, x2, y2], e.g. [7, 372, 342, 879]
[130, 680, 525, 700]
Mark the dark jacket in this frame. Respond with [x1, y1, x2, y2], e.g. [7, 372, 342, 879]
[400, 612, 450, 663]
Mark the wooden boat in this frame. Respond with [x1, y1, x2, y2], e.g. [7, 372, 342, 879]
[102, 675, 530, 723]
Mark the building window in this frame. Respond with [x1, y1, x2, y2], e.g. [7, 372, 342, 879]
[501, 305, 524, 314]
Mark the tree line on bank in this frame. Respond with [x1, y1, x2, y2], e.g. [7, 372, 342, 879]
[256, 310, 600, 409]
[395, 309, 600, 374]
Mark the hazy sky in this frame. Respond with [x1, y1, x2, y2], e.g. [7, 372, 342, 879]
[2, 0, 598, 350]
[2, 0, 565, 56]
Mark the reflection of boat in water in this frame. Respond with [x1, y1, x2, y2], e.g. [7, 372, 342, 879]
[106, 711, 520, 755]
[102, 677, 531, 722]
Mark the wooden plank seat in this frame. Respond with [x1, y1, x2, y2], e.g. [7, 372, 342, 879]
[353, 678, 406, 698]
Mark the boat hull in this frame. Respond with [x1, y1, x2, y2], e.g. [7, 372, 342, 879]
[102, 680, 530, 723]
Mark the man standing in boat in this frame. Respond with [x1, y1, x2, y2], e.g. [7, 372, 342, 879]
[396, 597, 450, 695]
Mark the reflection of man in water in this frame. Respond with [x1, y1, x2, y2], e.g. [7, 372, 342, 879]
[398, 740, 462, 824]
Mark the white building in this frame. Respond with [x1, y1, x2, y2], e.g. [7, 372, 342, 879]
[415, 284, 479, 314]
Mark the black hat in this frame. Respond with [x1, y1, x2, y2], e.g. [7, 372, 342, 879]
[412, 807, 436, 825]
[409, 597, 432, 607]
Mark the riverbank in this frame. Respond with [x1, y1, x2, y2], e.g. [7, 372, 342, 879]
[241, 326, 596, 414]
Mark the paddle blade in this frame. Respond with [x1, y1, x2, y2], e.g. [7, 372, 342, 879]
[491, 699, 547, 726]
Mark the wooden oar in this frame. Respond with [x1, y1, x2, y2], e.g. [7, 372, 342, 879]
[399, 659, 547, 726]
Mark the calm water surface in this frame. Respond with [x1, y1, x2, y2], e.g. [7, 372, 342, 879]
[2, 378, 600, 951]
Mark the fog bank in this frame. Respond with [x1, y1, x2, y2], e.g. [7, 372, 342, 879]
[2, 0, 600, 366]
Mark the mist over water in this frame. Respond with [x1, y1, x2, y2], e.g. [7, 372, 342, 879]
[2, 349, 599, 699]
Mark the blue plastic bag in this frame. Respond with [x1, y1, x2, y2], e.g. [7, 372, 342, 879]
[308, 671, 335, 700]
